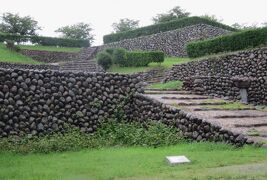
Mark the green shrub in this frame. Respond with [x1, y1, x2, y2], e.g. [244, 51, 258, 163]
[125, 51, 165, 67]
[147, 51, 165, 63]
[186, 27, 267, 58]
[113, 48, 127, 65]
[0, 120, 184, 154]
[0, 33, 89, 47]
[97, 52, 113, 70]
[103, 16, 237, 44]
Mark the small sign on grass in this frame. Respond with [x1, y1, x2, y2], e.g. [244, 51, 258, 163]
[166, 156, 190, 165]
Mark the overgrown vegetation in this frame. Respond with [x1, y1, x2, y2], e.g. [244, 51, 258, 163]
[147, 80, 183, 90]
[0, 120, 183, 154]
[96, 51, 113, 70]
[103, 16, 237, 44]
[0, 43, 40, 64]
[186, 27, 267, 58]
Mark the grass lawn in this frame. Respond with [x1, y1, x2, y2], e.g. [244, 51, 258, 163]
[0, 142, 267, 180]
[204, 102, 253, 110]
[19, 45, 81, 53]
[147, 80, 183, 90]
[108, 57, 193, 74]
[0, 44, 41, 64]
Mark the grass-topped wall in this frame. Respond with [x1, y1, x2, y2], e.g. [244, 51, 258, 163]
[103, 16, 237, 44]
[186, 27, 267, 58]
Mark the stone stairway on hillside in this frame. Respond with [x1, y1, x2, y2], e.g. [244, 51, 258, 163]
[142, 67, 169, 84]
[59, 46, 104, 72]
[144, 89, 267, 146]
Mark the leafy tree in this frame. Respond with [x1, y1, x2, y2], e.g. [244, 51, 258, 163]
[0, 12, 41, 35]
[152, 6, 190, 24]
[201, 14, 223, 23]
[112, 18, 139, 33]
[55, 23, 94, 45]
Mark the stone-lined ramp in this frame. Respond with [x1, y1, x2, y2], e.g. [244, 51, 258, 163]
[144, 89, 267, 144]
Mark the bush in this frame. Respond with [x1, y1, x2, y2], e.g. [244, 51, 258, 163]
[186, 27, 267, 58]
[148, 51, 165, 63]
[103, 16, 237, 43]
[96, 52, 113, 70]
[0, 33, 89, 47]
[0, 120, 184, 154]
[112, 48, 127, 65]
[125, 51, 165, 67]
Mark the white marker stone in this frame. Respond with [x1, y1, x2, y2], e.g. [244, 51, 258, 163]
[166, 156, 190, 165]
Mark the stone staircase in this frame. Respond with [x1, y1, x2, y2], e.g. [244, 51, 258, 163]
[141, 67, 168, 84]
[144, 89, 267, 146]
[59, 46, 104, 72]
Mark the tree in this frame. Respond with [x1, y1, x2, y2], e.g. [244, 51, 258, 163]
[201, 14, 223, 23]
[0, 12, 41, 35]
[231, 23, 258, 30]
[152, 6, 190, 24]
[112, 18, 139, 33]
[55, 23, 94, 45]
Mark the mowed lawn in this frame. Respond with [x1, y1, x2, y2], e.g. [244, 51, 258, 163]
[107, 57, 193, 74]
[0, 43, 40, 64]
[19, 45, 82, 53]
[1, 142, 267, 180]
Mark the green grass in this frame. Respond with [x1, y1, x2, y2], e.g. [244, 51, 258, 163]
[204, 102, 253, 110]
[147, 80, 183, 90]
[0, 44, 41, 64]
[19, 45, 81, 53]
[0, 142, 267, 180]
[107, 57, 192, 74]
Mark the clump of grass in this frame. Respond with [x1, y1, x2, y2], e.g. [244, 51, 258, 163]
[0, 120, 184, 154]
[204, 102, 253, 110]
[147, 80, 183, 90]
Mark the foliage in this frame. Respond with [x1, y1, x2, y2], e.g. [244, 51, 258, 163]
[0, 33, 90, 47]
[152, 6, 190, 24]
[0, 120, 183, 154]
[55, 22, 94, 46]
[231, 22, 259, 30]
[147, 80, 183, 90]
[112, 48, 127, 65]
[200, 14, 223, 23]
[0, 43, 40, 64]
[186, 27, 267, 58]
[125, 51, 164, 67]
[96, 51, 113, 70]
[112, 18, 139, 33]
[5, 40, 20, 52]
[0, 12, 41, 36]
[103, 16, 237, 44]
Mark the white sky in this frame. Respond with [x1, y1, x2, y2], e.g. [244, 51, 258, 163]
[1, 0, 266, 45]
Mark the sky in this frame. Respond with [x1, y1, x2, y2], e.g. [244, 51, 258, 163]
[1, 0, 266, 45]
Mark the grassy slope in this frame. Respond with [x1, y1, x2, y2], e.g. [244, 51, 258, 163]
[107, 57, 192, 74]
[0, 44, 41, 64]
[0, 143, 267, 180]
[147, 80, 183, 90]
[19, 45, 81, 53]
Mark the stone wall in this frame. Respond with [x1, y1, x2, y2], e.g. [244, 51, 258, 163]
[0, 68, 142, 137]
[130, 94, 250, 146]
[0, 68, 251, 145]
[165, 47, 267, 81]
[183, 76, 267, 105]
[0, 62, 59, 71]
[20, 49, 79, 63]
[99, 24, 230, 57]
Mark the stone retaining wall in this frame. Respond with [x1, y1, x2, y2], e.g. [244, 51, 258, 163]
[99, 24, 230, 57]
[183, 76, 267, 105]
[0, 62, 59, 71]
[165, 47, 267, 81]
[0, 68, 142, 137]
[20, 49, 79, 63]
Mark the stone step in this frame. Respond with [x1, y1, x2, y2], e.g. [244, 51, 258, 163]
[145, 90, 190, 94]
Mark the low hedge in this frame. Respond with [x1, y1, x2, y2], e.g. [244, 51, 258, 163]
[103, 16, 237, 44]
[0, 33, 90, 47]
[186, 27, 267, 58]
